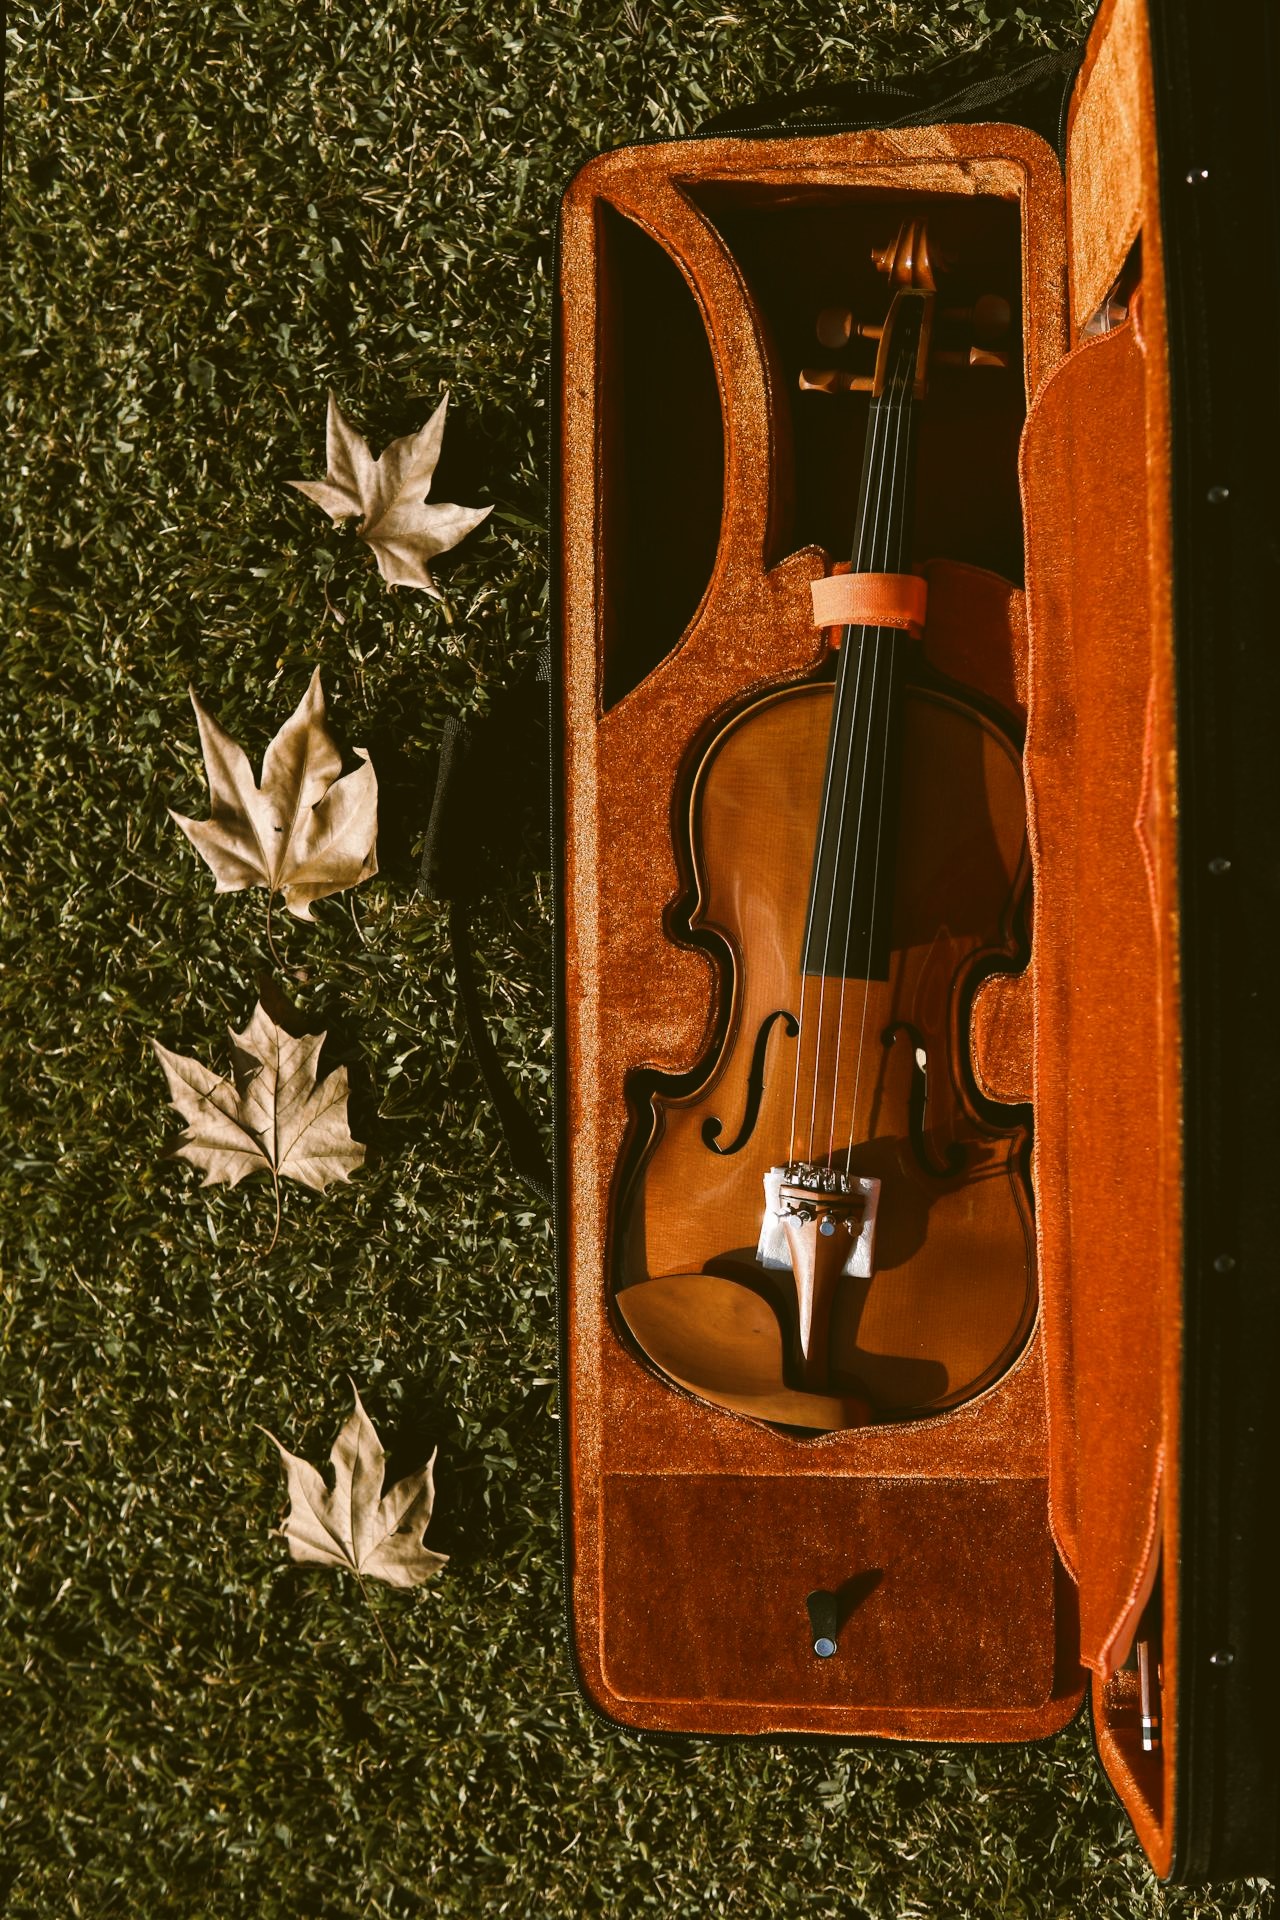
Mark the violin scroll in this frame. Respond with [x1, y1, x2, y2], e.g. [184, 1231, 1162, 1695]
[871, 216, 940, 290]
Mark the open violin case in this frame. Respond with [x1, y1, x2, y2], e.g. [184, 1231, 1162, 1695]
[538, 0, 1279, 1882]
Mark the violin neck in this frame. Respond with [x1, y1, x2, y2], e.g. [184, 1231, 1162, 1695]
[801, 318, 923, 984]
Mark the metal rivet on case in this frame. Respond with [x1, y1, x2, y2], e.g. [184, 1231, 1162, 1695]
[1207, 485, 1230, 505]
[807, 1589, 839, 1659]
[1207, 856, 1231, 875]
[1213, 1253, 1236, 1273]
[1209, 1648, 1235, 1668]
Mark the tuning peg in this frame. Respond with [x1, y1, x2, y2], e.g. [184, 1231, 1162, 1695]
[941, 293, 1012, 341]
[816, 307, 852, 348]
[932, 344, 1010, 372]
[815, 307, 882, 349]
[798, 368, 874, 394]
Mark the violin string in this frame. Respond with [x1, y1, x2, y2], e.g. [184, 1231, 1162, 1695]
[825, 331, 914, 1165]
[819, 362, 903, 1160]
[822, 636, 879, 1164]
[802, 328, 909, 1159]
[845, 670, 898, 1165]
[804, 619, 871, 1164]
[788, 377, 896, 1162]
[798, 374, 901, 1164]
[805, 333, 911, 1166]
[846, 333, 916, 1156]
[788, 306, 919, 1171]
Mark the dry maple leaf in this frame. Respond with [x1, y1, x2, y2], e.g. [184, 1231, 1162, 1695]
[265, 1384, 448, 1593]
[290, 391, 492, 597]
[152, 1000, 364, 1249]
[170, 668, 378, 937]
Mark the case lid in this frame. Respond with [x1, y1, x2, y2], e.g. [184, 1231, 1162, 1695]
[1033, 0, 1280, 1880]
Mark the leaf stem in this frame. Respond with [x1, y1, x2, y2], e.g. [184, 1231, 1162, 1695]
[265, 892, 284, 972]
[354, 1568, 399, 1668]
[322, 574, 347, 626]
[266, 1167, 282, 1256]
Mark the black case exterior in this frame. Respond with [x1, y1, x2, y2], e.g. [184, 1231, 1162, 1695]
[1149, 0, 1280, 1884]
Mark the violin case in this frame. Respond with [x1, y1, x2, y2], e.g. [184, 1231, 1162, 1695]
[536, 0, 1278, 1882]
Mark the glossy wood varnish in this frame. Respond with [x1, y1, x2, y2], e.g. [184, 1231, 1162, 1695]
[615, 665, 1035, 1428]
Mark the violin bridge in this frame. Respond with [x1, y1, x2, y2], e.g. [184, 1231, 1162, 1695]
[756, 1165, 881, 1280]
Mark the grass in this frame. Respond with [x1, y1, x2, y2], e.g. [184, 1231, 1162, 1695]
[1, 1, 1273, 1914]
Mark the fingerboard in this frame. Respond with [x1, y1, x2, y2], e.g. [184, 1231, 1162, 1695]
[801, 294, 923, 983]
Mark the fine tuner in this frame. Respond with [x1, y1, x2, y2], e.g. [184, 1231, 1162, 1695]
[800, 225, 1013, 393]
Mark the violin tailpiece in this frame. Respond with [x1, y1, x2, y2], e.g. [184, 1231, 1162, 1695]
[810, 570, 929, 638]
[756, 1165, 881, 1281]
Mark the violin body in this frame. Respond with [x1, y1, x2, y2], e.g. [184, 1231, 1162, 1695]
[616, 647, 1036, 1425]
[610, 218, 1038, 1429]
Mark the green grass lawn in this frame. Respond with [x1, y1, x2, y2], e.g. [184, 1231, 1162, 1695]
[2, 2, 1273, 1914]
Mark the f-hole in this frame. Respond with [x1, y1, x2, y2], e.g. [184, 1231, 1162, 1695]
[702, 1009, 799, 1155]
[881, 1021, 968, 1179]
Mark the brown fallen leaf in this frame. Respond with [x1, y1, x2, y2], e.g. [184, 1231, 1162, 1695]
[290, 391, 491, 597]
[264, 1385, 448, 1601]
[152, 999, 364, 1250]
[170, 669, 377, 946]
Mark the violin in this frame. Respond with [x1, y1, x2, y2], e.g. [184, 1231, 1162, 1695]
[614, 218, 1035, 1431]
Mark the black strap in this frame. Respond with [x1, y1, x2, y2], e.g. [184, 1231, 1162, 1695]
[699, 44, 1082, 153]
[421, 648, 554, 1206]
[701, 78, 916, 134]
[447, 897, 553, 1206]
[891, 46, 1082, 145]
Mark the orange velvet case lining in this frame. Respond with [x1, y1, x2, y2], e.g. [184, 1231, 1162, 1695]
[556, 0, 1178, 1877]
